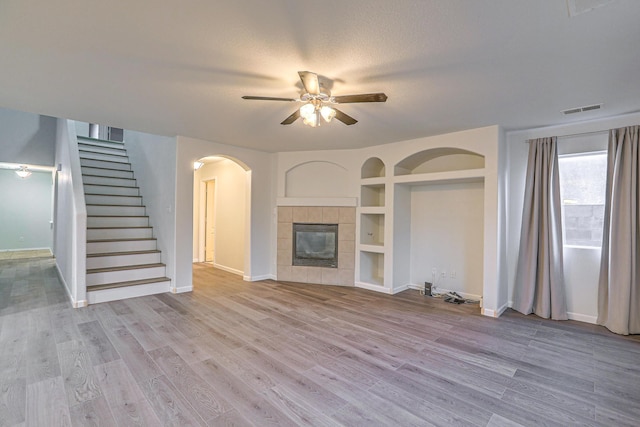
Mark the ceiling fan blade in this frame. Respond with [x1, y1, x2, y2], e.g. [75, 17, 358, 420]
[333, 93, 388, 103]
[333, 108, 358, 125]
[280, 109, 300, 125]
[298, 71, 320, 95]
[242, 95, 297, 102]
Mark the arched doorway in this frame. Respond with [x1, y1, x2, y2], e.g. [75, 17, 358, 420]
[192, 155, 251, 279]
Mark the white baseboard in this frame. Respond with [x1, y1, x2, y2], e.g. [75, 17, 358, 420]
[354, 281, 393, 294]
[391, 284, 410, 294]
[244, 274, 275, 282]
[409, 283, 482, 301]
[567, 312, 598, 324]
[482, 302, 508, 318]
[213, 263, 243, 277]
[192, 258, 199, 263]
[171, 286, 193, 294]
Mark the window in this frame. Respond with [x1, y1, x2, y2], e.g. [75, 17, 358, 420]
[558, 151, 607, 248]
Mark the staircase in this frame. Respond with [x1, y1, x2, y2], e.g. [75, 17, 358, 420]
[78, 135, 171, 304]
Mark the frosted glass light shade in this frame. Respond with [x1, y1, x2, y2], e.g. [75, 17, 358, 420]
[16, 166, 31, 178]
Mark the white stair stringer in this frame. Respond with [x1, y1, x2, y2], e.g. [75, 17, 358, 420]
[78, 135, 171, 304]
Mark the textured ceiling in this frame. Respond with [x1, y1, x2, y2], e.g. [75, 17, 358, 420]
[1, 0, 639, 152]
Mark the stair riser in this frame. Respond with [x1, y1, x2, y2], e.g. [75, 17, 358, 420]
[86, 252, 161, 270]
[87, 239, 157, 254]
[87, 266, 166, 286]
[82, 167, 134, 179]
[83, 175, 136, 187]
[80, 151, 129, 163]
[85, 195, 143, 206]
[87, 205, 145, 216]
[87, 228, 153, 240]
[81, 158, 131, 171]
[87, 216, 149, 228]
[78, 144, 127, 157]
[83, 185, 139, 196]
[87, 280, 170, 305]
[77, 137, 126, 150]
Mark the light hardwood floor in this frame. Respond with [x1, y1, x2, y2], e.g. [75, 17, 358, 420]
[1, 258, 639, 426]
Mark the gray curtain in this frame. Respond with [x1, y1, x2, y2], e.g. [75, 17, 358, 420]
[597, 126, 640, 335]
[513, 137, 568, 320]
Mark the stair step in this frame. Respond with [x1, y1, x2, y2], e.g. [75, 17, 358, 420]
[87, 226, 153, 240]
[82, 166, 134, 179]
[78, 143, 127, 157]
[80, 150, 129, 163]
[83, 174, 136, 187]
[86, 251, 162, 270]
[78, 136, 125, 148]
[86, 263, 166, 286]
[87, 238, 157, 254]
[86, 277, 171, 304]
[80, 158, 131, 171]
[87, 216, 149, 228]
[86, 204, 145, 216]
[85, 194, 143, 206]
[83, 184, 140, 197]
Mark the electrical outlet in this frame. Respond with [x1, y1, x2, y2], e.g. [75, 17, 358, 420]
[441, 271, 446, 278]
[450, 270, 456, 278]
[431, 268, 437, 275]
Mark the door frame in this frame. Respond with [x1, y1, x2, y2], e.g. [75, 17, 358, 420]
[198, 177, 217, 263]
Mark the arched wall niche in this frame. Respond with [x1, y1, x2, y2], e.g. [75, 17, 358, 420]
[394, 148, 485, 176]
[285, 161, 349, 197]
[361, 157, 386, 178]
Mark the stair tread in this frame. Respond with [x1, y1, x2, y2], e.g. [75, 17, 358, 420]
[87, 277, 170, 292]
[82, 165, 133, 172]
[87, 237, 156, 243]
[85, 193, 142, 198]
[78, 144, 126, 153]
[83, 173, 135, 179]
[84, 185, 139, 190]
[87, 250, 160, 258]
[79, 148, 128, 156]
[81, 159, 132, 166]
[87, 215, 149, 218]
[87, 263, 165, 274]
[87, 226, 152, 230]
[78, 136, 125, 145]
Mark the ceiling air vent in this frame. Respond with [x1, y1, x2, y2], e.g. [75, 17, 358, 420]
[562, 103, 603, 115]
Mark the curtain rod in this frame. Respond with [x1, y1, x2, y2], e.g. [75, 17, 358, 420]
[525, 129, 608, 143]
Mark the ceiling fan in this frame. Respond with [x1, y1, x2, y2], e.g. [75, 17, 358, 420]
[242, 71, 387, 127]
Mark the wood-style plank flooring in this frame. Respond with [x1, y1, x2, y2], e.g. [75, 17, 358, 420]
[1, 257, 640, 426]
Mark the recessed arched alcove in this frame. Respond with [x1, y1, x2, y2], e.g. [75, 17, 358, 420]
[285, 161, 349, 197]
[394, 148, 485, 176]
[361, 157, 386, 178]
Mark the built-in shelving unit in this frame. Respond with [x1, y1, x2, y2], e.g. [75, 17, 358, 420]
[356, 148, 487, 296]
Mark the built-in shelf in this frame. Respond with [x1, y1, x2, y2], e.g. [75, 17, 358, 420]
[359, 251, 384, 286]
[359, 244, 385, 253]
[360, 206, 385, 215]
[361, 157, 386, 179]
[360, 176, 386, 186]
[393, 168, 485, 186]
[360, 213, 385, 245]
[361, 183, 385, 207]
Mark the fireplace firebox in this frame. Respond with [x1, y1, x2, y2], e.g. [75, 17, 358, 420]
[292, 223, 338, 268]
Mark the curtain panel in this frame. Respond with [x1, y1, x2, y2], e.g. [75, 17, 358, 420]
[513, 137, 568, 320]
[598, 125, 640, 335]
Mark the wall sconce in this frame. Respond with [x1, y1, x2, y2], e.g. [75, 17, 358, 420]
[15, 166, 32, 178]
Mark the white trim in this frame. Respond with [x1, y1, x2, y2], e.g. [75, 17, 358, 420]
[87, 281, 171, 304]
[213, 263, 243, 276]
[482, 301, 508, 318]
[244, 274, 274, 282]
[193, 258, 199, 263]
[355, 281, 393, 294]
[568, 312, 598, 324]
[56, 262, 88, 308]
[0, 247, 53, 253]
[391, 284, 410, 294]
[277, 197, 358, 207]
[171, 285, 193, 293]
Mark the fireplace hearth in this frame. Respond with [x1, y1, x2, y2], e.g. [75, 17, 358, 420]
[293, 223, 338, 268]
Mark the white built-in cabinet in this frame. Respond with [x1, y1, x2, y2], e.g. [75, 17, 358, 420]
[356, 149, 485, 295]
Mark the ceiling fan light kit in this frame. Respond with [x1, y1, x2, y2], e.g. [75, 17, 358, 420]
[242, 71, 387, 128]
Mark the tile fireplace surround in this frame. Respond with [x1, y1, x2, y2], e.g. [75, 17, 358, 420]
[277, 206, 355, 286]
